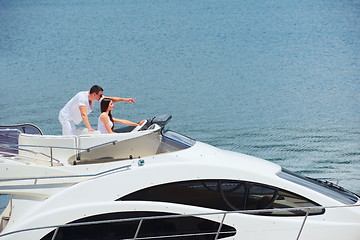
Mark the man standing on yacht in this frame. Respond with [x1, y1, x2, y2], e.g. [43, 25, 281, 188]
[58, 85, 135, 135]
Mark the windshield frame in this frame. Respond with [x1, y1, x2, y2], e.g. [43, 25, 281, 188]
[277, 168, 359, 205]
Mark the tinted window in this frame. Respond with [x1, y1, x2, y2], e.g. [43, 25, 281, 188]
[41, 211, 236, 240]
[120, 180, 324, 216]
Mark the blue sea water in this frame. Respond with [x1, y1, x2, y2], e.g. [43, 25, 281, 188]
[0, 0, 359, 193]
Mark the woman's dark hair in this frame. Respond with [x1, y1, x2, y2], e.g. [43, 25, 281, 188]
[90, 85, 104, 94]
[100, 98, 114, 130]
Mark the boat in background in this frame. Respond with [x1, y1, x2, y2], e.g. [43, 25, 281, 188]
[0, 115, 359, 240]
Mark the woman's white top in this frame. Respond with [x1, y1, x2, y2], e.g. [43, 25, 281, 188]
[97, 115, 113, 134]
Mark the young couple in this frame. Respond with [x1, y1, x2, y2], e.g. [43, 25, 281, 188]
[59, 85, 145, 135]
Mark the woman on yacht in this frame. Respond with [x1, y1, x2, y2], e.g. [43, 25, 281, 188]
[97, 98, 146, 134]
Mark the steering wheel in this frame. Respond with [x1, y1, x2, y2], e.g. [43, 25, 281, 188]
[131, 120, 147, 132]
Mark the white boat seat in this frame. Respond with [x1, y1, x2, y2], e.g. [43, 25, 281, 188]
[18, 134, 78, 166]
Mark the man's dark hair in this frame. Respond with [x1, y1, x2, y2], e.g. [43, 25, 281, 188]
[90, 85, 104, 94]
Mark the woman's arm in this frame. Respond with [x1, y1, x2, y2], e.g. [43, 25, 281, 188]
[113, 118, 140, 126]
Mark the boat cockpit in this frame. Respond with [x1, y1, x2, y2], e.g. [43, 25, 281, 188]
[0, 114, 195, 166]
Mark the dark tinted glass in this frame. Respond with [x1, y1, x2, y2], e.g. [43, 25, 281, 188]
[41, 211, 236, 240]
[120, 180, 324, 216]
[0, 124, 42, 154]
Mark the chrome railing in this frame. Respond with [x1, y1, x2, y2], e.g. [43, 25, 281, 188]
[0, 164, 131, 182]
[0, 128, 121, 165]
[323, 178, 360, 185]
[0, 145, 63, 166]
[0, 139, 119, 166]
[0, 204, 359, 239]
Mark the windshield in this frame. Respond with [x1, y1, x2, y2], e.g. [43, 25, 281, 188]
[277, 168, 358, 205]
[162, 130, 196, 147]
[156, 130, 196, 154]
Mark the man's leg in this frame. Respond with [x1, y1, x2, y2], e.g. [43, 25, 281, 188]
[59, 115, 77, 135]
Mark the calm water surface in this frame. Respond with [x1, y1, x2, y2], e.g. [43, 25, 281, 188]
[0, 0, 359, 193]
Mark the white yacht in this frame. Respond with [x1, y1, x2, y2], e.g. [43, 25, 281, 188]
[0, 115, 359, 240]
